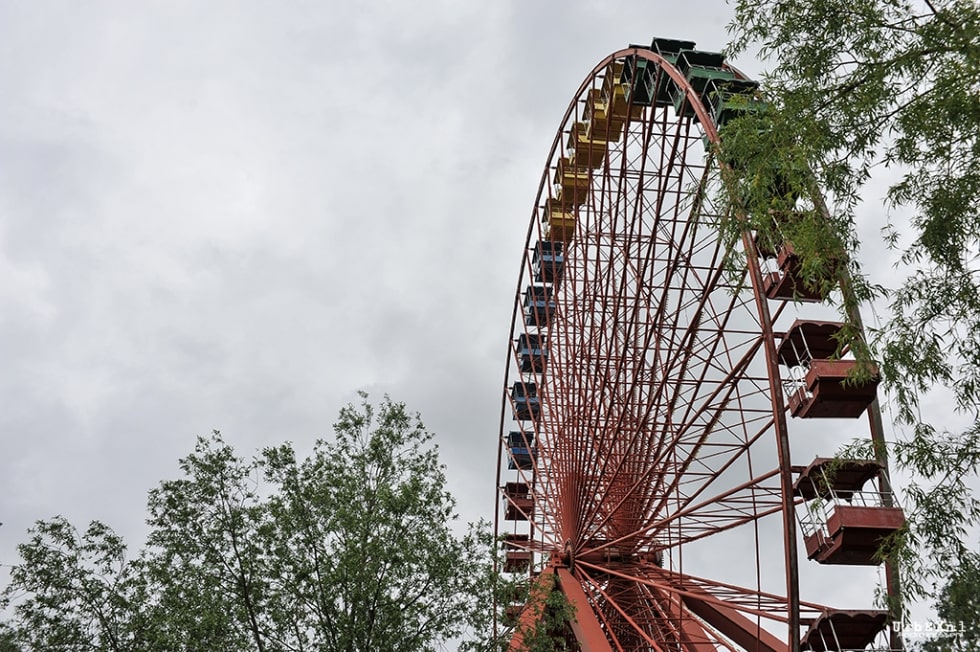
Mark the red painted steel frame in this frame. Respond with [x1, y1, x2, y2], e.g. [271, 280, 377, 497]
[493, 45, 898, 651]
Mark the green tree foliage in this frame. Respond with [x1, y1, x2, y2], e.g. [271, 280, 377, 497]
[511, 573, 577, 652]
[919, 551, 980, 651]
[725, 0, 980, 615]
[0, 395, 492, 652]
[139, 434, 272, 651]
[0, 518, 142, 651]
[0, 628, 20, 652]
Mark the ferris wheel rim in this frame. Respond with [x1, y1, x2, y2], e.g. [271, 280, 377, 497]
[492, 42, 897, 651]
[494, 45, 799, 646]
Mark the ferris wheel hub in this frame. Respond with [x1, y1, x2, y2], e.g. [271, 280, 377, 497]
[560, 538, 574, 568]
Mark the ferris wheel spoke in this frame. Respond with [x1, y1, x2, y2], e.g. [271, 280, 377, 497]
[572, 331, 771, 543]
[572, 236, 751, 536]
[642, 564, 831, 625]
[645, 342, 766, 505]
[577, 562, 791, 652]
[576, 567, 667, 651]
[580, 561, 794, 627]
[650, 469, 785, 547]
[584, 435, 781, 552]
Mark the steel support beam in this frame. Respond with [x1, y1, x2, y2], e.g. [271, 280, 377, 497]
[681, 589, 788, 652]
[557, 568, 614, 652]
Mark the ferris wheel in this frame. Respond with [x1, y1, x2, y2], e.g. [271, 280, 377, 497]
[493, 39, 906, 652]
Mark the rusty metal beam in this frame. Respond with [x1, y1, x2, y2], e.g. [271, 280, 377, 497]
[660, 586, 726, 652]
[681, 589, 788, 652]
[508, 571, 555, 652]
[556, 568, 614, 652]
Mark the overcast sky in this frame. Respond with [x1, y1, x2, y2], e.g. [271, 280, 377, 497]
[0, 0, 951, 638]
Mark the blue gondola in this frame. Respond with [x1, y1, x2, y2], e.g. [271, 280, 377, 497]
[532, 240, 565, 284]
[524, 286, 556, 327]
[511, 382, 541, 420]
[517, 332, 547, 373]
[506, 431, 537, 470]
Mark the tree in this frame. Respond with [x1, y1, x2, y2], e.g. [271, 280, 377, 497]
[0, 394, 494, 651]
[139, 432, 271, 652]
[0, 518, 143, 651]
[254, 394, 488, 650]
[503, 572, 577, 652]
[919, 550, 980, 651]
[724, 0, 980, 616]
